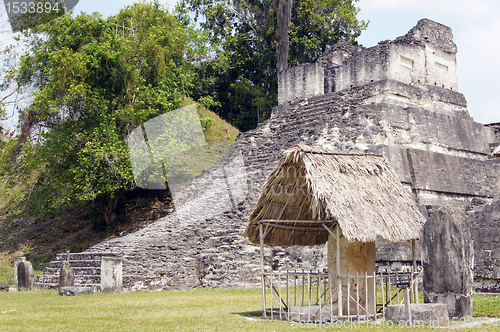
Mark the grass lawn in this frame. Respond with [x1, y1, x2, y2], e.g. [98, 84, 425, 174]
[0, 288, 499, 332]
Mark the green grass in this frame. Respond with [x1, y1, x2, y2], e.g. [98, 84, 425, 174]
[473, 295, 500, 317]
[0, 252, 43, 287]
[0, 288, 498, 332]
[1, 254, 499, 331]
[0, 253, 14, 285]
[0, 288, 287, 332]
[0, 264, 12, 285]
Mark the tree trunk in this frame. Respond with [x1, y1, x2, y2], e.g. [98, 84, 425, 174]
[99, 193, 118, 226]
[275, 0, 293, 72]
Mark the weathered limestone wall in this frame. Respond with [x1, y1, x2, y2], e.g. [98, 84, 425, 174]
[281, 19, 459, 105]
[278, 63, 324, 104]
[331, 43, 391, 92]
[469, 196, 500, 292]
[408, 149, 499, 198]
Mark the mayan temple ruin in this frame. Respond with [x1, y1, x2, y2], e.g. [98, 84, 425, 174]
[36, 19, 500, 293]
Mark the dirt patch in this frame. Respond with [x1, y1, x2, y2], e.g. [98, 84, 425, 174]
[0, 189, 174, 269]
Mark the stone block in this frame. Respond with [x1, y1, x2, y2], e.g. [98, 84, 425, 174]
[14, 257, 25, 290]
[278, 63, 324, 105]
[385, 303, 448, 325]
[407, 149, 499, 197]
[17, 261, 34, 291]
[59, 286, 94, 296]
[422, 207, 473, 318]
[470, 196, 500, 280]
[101, 257, 123, 293]
[0, 284, 9, 292]
[59, 261, 74, 290]
[406, 107, 494, 153]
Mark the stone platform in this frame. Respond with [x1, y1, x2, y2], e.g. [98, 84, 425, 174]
[35, 252, 121, 292]
[385, 303, 448, 325]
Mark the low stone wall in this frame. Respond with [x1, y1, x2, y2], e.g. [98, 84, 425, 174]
[278, 63, 324, 104]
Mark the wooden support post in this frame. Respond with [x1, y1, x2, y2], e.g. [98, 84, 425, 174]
[412, 239, 418, 304]
[259, 223, 266, 318]
[302, 271, 305, 306]
[388, 271, 392, 306]
[279, 270, 282, 320]
[347, 271, 350, 319]
[329, 270, 333, 319]
[381, 271, 385, 319]
[396, 270, 400, 304]
[356, 272, 360, 320]
[404, 287, 411, 322]
[318, 271, 322, 323]
[271, 272, 274, 320]
[373, 271, 377, 320]
[316, 272, 320, 305]
[308, 271, 311, 321]
[365, 271, 368, 319]
[287, 271, 290, 319]
[294, 272, 297, 306]
[337, 225, 343, 317]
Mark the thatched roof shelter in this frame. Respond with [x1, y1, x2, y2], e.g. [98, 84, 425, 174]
[244, 144, 426, 246]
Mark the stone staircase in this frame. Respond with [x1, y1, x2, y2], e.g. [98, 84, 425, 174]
[35, 252, 121, 291]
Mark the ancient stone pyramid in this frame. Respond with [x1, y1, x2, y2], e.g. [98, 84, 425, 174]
[37, 19, 500, 292]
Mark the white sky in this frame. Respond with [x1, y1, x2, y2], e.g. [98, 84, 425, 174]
[1, 0, 499, 126]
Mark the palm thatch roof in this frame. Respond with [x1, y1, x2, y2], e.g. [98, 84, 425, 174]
[244, 144, 426, 246]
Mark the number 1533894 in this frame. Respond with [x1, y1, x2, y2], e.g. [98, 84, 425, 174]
[5, 1, 60, 14]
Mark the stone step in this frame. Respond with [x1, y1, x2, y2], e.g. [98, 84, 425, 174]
[55, 252, 121, 261]
[37, 274, 102, 284]
[74, 275, 101, 284]
[34, 282, 102, 292]
[36, 274, 59, 283]
[43, 267, 101, 276]
[49, 260, 102, 269]
[36, 251, 121, 290]
[34, 282, 58, 290]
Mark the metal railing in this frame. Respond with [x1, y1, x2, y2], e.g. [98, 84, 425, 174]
[262, 267, 421, 322]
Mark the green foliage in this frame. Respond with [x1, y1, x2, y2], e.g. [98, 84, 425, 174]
[288, 0, 368, 65]
[196, 95, 221, 110]
[200, 117, 215, 132]
[0, 2, 204, 224]
[8, 0, 67, 32]
[188, 0, 368, 131]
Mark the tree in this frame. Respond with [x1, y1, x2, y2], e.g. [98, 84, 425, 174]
[0, 1, 204, 225]
[188, 0, 367, 131]
[276, 0, 293, 72]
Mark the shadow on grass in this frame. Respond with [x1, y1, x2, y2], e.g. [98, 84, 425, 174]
[232, 310, 263, 318]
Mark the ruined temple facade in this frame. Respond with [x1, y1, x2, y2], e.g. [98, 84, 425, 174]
[277, 18, 500, 289]
[278, 19, 497, 211]
[36, 19, 500, 292]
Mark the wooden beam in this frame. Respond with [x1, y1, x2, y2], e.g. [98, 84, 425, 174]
[337, 225, 342, 317]
[262, 223, 329, 231]
[259, 223, 266, 318]
[323, 224, 337, 240]
[412, 239, 418, 304]
[258, 219, 336, 224]
[298, 149, 383, 158]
